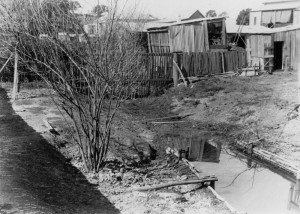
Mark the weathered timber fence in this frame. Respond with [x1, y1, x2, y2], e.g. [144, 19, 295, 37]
[0, 51, 247, 98]
[178, 51, 247, 77]
[132, 52, 173, 97]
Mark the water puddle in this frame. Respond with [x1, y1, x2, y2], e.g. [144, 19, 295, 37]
[166, 135, 300, 214]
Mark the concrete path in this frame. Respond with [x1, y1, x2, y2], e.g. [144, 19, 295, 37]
[0, 88, 119, 214]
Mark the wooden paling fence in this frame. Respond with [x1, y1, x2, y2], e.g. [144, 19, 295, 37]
[130, 51, 247, 97]
[179, 51, 247, 77]
[43, 53, 174, 98]
[0, 51, 247, 98]
[129, 52, 173, 98]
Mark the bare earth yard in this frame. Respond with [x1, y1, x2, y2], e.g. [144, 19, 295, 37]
[1, 70, 300, 214]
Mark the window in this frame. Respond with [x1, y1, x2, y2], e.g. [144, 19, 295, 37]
[261, 10, 293, 26]
[207, 21, 223, 45]
[254, 17, 257, 25]
[261, 11, 274, 25]
[275, 10, 292, 24]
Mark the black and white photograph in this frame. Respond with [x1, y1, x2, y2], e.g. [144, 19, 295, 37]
[0, 0, 300, 213]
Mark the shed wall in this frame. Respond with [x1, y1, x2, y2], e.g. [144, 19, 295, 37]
[249, 35, 272, 67]
[274, 29, 300, 69]
[250, 11, 262, 26]
[148, 31, 170, 53]
[169, 22, 209, 53]
[293, 10, 300, 25]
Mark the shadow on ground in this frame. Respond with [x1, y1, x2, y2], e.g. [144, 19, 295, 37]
[0, 88, 119, 214]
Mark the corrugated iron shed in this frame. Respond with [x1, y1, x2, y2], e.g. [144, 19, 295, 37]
[147, 17, 226, 53]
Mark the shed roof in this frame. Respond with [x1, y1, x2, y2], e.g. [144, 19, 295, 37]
[147, 17, 224, 31]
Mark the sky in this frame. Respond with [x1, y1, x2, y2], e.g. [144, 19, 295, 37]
[77, 0, 266, 20]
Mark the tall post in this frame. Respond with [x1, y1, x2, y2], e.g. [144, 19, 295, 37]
[173, 53, 178, 87]
[12, 49, 19, 101]
[246, 38, 251, 66]
[298, 63, 300, 105]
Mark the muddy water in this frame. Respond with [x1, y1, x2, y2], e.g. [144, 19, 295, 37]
[167, 135, 299, 214]
[0, 88, 119, 214]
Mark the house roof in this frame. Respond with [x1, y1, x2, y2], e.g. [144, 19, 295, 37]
[252, 0, 300, 11]
[227, 22, 300, 35]
[182, 10, 205, 21]
[267, 24, 300, 32]
[227, 24, 274, 34]
[226, 18, 274, 34]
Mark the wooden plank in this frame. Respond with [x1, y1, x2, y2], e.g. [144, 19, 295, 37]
[173, 59, 188, 87]
[0, 55, 11, 75]
[131, 178, 218, 192]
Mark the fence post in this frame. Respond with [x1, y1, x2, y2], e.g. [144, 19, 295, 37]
[221, 52, 225, 73]
[246, 38, 251, 66]
[173, 53, 178, 87]
[298, 63, 300, 105]
[12, 49, 19, 101]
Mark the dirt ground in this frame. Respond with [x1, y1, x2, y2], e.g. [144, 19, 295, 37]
[2, 70, 299, 214]
[124, 71, 300, 166]
[0, 83, 232, 214]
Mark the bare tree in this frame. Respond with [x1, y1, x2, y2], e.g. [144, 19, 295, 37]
[0, 0, 145, 172]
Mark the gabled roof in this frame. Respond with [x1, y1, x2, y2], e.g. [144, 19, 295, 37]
[182, 10, 205, 21]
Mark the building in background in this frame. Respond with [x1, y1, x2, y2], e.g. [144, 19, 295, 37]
[250, 0, 300, 27]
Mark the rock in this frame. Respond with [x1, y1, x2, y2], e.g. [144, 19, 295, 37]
[180, 175, 188, 181]
[122, 206, 149, 214]
[123, 137, 135, 147]
[145, 144, 157, 160]
[122, 172, 135, 184]
[132, 154, 141, 163]
[132, 191, 148, 198]
[98, 172, 112, 182]
[116, 173, 123, 181]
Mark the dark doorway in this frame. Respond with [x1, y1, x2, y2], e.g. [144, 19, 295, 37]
[230, 35, 246, 49]
[274, 41, 284, 70]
